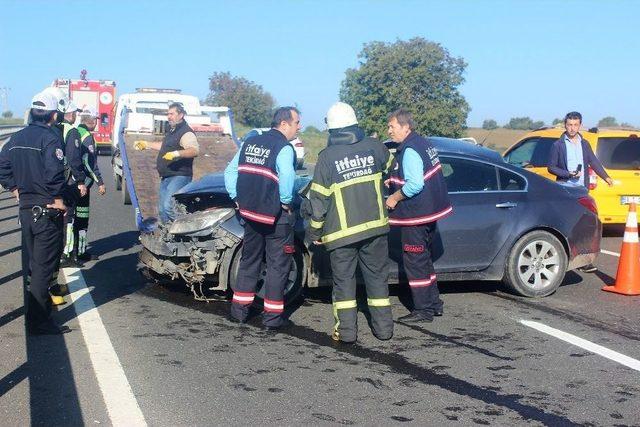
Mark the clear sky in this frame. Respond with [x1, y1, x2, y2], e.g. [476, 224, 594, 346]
[1, 0, 638, 129]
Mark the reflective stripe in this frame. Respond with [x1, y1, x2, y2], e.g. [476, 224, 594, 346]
[78, 229, 87, 255]
[309, 218, 324, 229]
[264, 299, 284, 312]
[76, 212, 90, 218]
[333, 300, 357, 310]
[388, 163, 442, 186]
[239, 209, 276, 225]
[333, 172, 382, 190]
[423, 163, 442, 180]
[389, 205, 453, 226]
[367, 298, 391, 307]
[232, 291, 255, 304]
[63, 223, 74, 255]
[409, 274, 437, 287]
[384, 154, 394, 173]
[238, 164, 279, 182]
[311, 182, 332, 196]
[321, 217, 388, 244]
[334, 186, 348, 231]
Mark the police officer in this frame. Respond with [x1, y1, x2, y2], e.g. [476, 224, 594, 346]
[70, 106, 106, 261]
[133, 102, 199, 223]
[305, 102, 394, 343]
[58, 98, 88, 268]
[0, 91, 70, 335]
[386, 109, 453, 323]
[224, 107, 300, 331]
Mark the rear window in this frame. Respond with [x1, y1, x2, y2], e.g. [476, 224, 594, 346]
[596, 136, 640, 170]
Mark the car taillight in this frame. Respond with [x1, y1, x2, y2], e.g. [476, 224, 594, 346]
[588, 167, 597, 190]
[578, 195, 598, 215]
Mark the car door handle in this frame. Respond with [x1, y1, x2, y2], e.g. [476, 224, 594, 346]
[495, 202, 517, 209]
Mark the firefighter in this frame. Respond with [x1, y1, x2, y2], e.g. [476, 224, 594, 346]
[305, 102, 394, 343]
[72, 106, 106, 261]
[224, 107, 300, 331]
[58, 98, 88, 268]
[385, 109, 453, 323]
[0, 91, 70, 335]
[133, 102, 199, 223]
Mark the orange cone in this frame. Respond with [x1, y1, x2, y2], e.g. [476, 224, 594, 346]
[602, 202, 640, 295]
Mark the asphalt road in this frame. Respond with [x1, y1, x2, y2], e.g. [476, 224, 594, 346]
[1, 156, 639, 426]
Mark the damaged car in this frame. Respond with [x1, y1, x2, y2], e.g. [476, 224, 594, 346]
[138, 137, 603, 303]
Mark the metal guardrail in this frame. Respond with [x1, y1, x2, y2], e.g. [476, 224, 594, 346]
[0, 125, 25, 147]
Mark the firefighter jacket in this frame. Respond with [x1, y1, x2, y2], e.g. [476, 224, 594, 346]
[77, 125, 104, 188]
[59, 122, 87, 183]
[156, 120, 195, 178]
[306, 125, 393, 251]
[236, 129, 295, 225]
[388, 132, 452, 226]
[0, 122, 66, 209]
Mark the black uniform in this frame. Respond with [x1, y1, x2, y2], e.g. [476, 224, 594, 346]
[305, 125, 394, 343]
[59, 121, 87, 262]
[67, 125, 104, 258]
[388, 132, 452, 318]
[225, 129, 296, 328]
[0, 122, 66, 329]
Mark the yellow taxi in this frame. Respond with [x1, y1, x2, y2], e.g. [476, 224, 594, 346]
[503, 126, 640, 224]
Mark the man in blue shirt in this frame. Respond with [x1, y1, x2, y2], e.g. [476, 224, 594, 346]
[548, 111, 612, 272]
[386, 109, 452, 323]
[224, 107, 299, 331]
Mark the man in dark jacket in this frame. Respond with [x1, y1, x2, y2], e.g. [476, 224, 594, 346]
[306, 102, 394, 343]
[58, 99, 88, 268]
[386, 109, 452, 323]
[224, 107, 300, 331]
[547, 111, 612, 273]
[134, 103, 199, 222]
[0, 91, 70, 335]
[69, 106, 107, 261]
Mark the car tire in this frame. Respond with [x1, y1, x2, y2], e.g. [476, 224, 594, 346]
[228, 241, 306, 307]
[122, 176, 131, 205]
[503, 230, 567, 297]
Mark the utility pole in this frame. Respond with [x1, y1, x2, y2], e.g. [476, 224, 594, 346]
[0, 87, 10, 114]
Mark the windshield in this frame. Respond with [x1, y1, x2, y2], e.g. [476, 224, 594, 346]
[596, 136, 640, 170]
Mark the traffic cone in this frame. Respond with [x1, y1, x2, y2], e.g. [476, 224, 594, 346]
[602, 203, 640, 295]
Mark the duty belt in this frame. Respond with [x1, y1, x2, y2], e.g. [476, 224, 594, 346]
[31, 205, 61, 222]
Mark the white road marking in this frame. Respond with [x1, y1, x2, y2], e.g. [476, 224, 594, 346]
[601, 249, 620, 257]
[520, 320, 640, 372]
[62, 268, 147, 427]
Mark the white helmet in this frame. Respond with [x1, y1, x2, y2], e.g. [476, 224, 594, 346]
[41, 87, 69, 113]
[326, 102, 358, 130]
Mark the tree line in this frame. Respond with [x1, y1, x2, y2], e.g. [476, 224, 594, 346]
[204, 37, 634, 134]
[482, 116, 635, 130]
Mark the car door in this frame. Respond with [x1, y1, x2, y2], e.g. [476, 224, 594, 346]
[433, 156, 526, 272]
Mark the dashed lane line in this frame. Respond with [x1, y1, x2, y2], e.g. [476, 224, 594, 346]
[520, 320, 640, 372]
[600, 249, 620, 257]
[62, 267, 147, 427]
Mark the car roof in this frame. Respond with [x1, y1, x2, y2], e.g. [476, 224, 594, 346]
[428, 137, 505, 163]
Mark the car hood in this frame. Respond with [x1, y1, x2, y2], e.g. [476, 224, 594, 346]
[175, 173, 227, 196]
[173, 172, 312, 207]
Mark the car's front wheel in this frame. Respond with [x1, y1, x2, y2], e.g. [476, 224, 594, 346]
[503, 230, 568, 297]
[228, 241, 306, 307]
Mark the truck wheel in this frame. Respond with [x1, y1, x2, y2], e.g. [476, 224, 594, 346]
[122, 176, 131, 205]
[228, 241, 306, 307]
[503, 230, 567, 297]
[115, 173, 122, 191]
